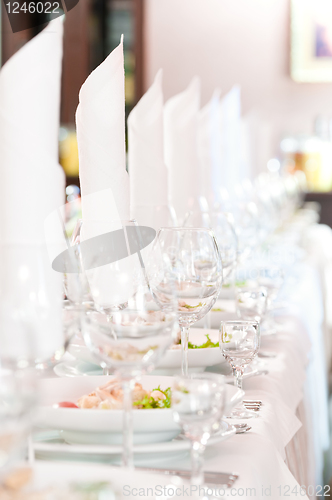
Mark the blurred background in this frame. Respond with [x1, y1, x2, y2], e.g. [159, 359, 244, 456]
[3, 0, 332, 223]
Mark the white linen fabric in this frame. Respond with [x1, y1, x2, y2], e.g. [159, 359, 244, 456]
[0, 19, 65, 244]
[76, 37, 129, 221]
[164, 77, 206, 225]
[0, 19, 65, 360]
[128, 69, 169, 210]
[76, 38, 138, 309]
[219, 85, 242, 195]
[197, 89, 222, 207]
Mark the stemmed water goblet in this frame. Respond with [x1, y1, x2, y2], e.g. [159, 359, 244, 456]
[77, 220, 179, 468]
[184, 211, 238, 283]
[0, 364, 37, 480]
[235, 287, 267, 324]
[235, 287, 267, 369]
[256, 266, 284, 334]
[219, 320, 260, 419]
[155, 228, 222, 376]
[172, 373, 225, 487]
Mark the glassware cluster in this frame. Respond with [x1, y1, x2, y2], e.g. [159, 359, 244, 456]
[0, 170, 315, 481]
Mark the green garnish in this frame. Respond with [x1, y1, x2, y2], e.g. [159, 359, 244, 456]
[235, 280, 247, 287]
[133, 385, 172, 409]
[223, 280, 247, 288]
[212, 308, 225, 312]
[179, 334, 219, 349]
[182, 302, 203, 309]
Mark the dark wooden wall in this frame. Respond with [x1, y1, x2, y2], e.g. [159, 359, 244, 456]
[305, 192, 332, 228]
[2, 0, 145, 121]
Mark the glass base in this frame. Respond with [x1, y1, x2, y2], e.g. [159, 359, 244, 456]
[225, 407, 259, 419]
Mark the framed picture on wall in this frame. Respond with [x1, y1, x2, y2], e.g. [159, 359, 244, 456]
[291, 0, 332, 82]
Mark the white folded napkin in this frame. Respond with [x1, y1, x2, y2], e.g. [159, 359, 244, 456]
[0, 19, 65, 361]
[164, 77, 205, 225]
[197, 89, 222, 207]
[76, 36, 129, 222]
[219, 85, 242, 194]
[76, 37, 139, 309]
[128, 69, 169, 210]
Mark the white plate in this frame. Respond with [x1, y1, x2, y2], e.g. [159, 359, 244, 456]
[54, 360, 103, 377]
[33, 420, 236, 463]
[16, 461, 174, 498]
[66, 328, 225, 376]
[36, 375, 243, 445]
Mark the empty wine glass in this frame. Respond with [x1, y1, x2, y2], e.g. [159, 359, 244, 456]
[185, 211, 238, 283]
[209, 212, 238, 282]
[131, 204, 178, 232]
[256, 266, 284, 334]
[235, 287, 267, 323]
[0, 366, 37, 478]
[78, 220, 179, 468]
[0, 243, 81, 371]
[220, 320, 260, 419]
[155, 228, 222, 376]
[172, 373, 225, 487]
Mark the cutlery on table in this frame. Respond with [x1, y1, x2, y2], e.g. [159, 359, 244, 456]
[242, 400, 262, 412]
[234, 423, 252, 434]
[138, 468, 238, 488]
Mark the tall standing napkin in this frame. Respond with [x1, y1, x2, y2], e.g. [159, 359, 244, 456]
[198, 89, 222, 207]
[76, 38, 138, 309]
[76, 37, 129, 222]
[164, 77, 204, 225]
[0, 19, 65, 361]
[219, 85, 242, 194]
[128, 69, 169, 211]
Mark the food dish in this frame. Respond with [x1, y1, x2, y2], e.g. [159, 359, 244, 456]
[36, 375, 243, 445]
[66, 328, 226, 376]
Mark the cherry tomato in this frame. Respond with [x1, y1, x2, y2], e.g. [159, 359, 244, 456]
[55, 401, 79, 408]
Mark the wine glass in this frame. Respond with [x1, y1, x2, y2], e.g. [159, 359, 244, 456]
[155, 228, 222, 376]
[185, 211, 238, 283]
[131, 204, 178, 231]
[0, 243, 81, 371]
[78, 220, 179, 468]
[235, 287, 267, 323]
[256, 266, 284, 334]
[172, 373, 225, 487]
[219, 320, 260, 419]
[0, 365, 37, 479]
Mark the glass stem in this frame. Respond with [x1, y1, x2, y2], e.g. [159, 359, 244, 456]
[190, 440, 205, 486]
[122, 379, 134, 469]
[203, 313, 211, 330]
[233, 367, 244, 390]
[181, 326, 190, 377]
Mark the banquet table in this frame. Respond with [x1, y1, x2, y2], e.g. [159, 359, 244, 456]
[33, 221, 331, 500]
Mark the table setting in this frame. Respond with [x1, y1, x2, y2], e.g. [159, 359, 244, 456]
[0, 17, 330, 500]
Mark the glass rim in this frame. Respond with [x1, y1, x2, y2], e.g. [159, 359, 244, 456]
[159, 226, 213, 232]
[76, 218, 137, 223]
[174, 372, 225, 383]
[220, 320, 260, 326]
